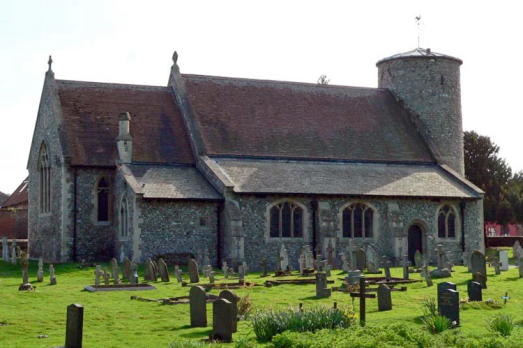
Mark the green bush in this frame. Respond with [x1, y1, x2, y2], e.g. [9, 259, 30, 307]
[421, 314, 452, 334]
[486, 313, 515, 337]
[169, 341, 211, 348]
[421, 297, 438, 317]
[251, 305, 356, 341]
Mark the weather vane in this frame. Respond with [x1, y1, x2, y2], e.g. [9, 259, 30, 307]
[415, 15, 421, 49]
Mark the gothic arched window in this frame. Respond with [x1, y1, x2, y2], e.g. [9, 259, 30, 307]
[119, 198, 128, 238]
[342, 203, 374, 238]
[269, 201, 304, 238]
[438, 205, 457, 238]
[39, 143, 51, 214]
[96, 177, 110, 222]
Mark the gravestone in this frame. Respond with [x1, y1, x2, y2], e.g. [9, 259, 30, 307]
[414, 250, 423, 269]
[345, 270, 362, 285]
[280, 245, 289, 270]
[50, 264, 57, 285]
[65, 304, 84, 348]
[314, 255, 324, 271]
[188, 259, 200, 283]
[103, 267, 110, 285]
[340, 253, 350, 273]
[190, 286, 207, 327]
[366, 246, 380, 273]
[439, 289, 460, 326]
[158, 258, 170, 282]
[10, 241, 17, 264]
[219, 290, 240, 333]
[513, 240, 521, 258]
[212, 298, 233, 342]
[299, 254, 306, 275]
[110, 258, 118, 279]
[222, 262, 229, 279]
[421, 265, 433, 287]
[130, 262, 139, 284]
[304, 246, 313, 269]
[261, 258, 267, 277]
[19, 252, 32, 290]
[94, 265, 102, 286]
[356, 248, 366, 272]
[348, 240, 358, 271]
[437, 282, 457, 314]
[242, 261, 249, 275]
[470, 250, 487, 281]
[430, 244, 451, 278]
[144, 259, 152, 281]
[113, 266, 121, 285]
[315, 272, 331, 298]
[151, 260, 159, 281]
[401, 255, 411, 280]
[175, 266, 183, 283]
[2, 236, 8, 261]
[37, 257, 44, 282]
[203, 248, 210, 270]
[499, 251, 509, 271]
[209, 271, 215, 284]
[472, 272, 487, 289]
[326, 241, 335, 267]
[276, 251, 284, 272]
[382, 259, 392, 281]
[377, 284, 392, 311]
[467, 281, 482, 302]
[238, 265, 245, 283]
[493, 257, 501, 275]
[122, 258, 132, 281]
[326, 265, 332, 277]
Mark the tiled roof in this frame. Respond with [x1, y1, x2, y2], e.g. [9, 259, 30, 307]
[56, 80, 195, 167]
[1, 177, 28, 208]
[183, 74, 434, 163]
[122, 164, 221, 200]
[0, 191, 8, 206]
[209, 158, 481, 198]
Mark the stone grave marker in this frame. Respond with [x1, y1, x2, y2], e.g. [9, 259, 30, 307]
[242, 261, 249, 275]
[203, 248, 210, 270]
[470, 250, 487, 281]
[222, 262, 229, 279]
[175, 266, 183, 283]
[238, 265, 245, 283]
[326, 241, 335, 267]
[518, 255, 523, 278]
[340, 253, 350, 272]
[37, 257, 44, 282]
[2, 236, 8, 261]
[350, 275, 376, 326]
[315, 272, 331, 298]
[103, 267, 110, 285]
[499, 251, 509, 271]
[65, 304, 84, 348]
[113, 267, 121, 285]
[472, 272, 486, 289]
[10, 241, 17, 264]
[348, 240, 358, 271]
[321, 260, 328, 274]
[366, 246, 380, 273]
[326, 265, 332, 277]
[212, 298, 233, 342]
[190, 286, 207, 327]
[414, 250, 423, 269]
[439, 289, 460, 326]
[276, 251, 284, 272]
[299, 254, 306, 275]
[382, 259, 392, 281]
[314, 255, 323, 271]
[50, 264, 57, 285]
[421, 265, 433, 287]
[401, 255, 411, 280]
[437, 282, 457, 314]
[151, 260, 159, 280]
[188, 259, 200, 283]
[356, 248, 366, 271]
[130, 262, 139, 284]
[377, 284, 392, 311]
[219, 290, 240, 333]
[20, 252, 30, 287]
[144, 259, 152, 281]
[493, 257, 501, 275]
[158, 258, 170, 282]
[430, 244, 451, 278]
[94, 265, 102, 286]
[122, 257, 132, 281]
[262, 258, 267, 277]
[514, 240, 521, 258]
[209, 271, 215, 284]
[110, 258, 118, 278]
[305, 247, 313, 269]
[280, 245, 289, 270]
[345, 270, 362, 285]
[467, 281, 482, 302]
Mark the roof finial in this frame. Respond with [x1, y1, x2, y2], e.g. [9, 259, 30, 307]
[172, 51, 178, 64]
[48, 55, 53, 71]
[415, 15, 421, 49]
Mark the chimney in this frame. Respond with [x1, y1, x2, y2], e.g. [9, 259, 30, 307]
[117, 112, 132, 164]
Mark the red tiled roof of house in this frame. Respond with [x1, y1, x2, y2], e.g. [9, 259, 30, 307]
[2, 177, 28, 208]
[56, 80, 195, 167]
[183, 75, 434, 163]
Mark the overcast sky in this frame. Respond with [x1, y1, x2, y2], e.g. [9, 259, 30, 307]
[1, 1, 521, 194]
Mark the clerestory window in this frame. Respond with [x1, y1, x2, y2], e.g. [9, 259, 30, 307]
[342, 203, 374, 238]
[269, 201, 303, 238]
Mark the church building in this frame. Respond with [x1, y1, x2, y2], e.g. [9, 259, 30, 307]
[27, 48, 484, 269]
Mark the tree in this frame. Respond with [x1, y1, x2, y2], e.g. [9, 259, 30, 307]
[317, 75, 330, 85]
[464, 131, 512, 224]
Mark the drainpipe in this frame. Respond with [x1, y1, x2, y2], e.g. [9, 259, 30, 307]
[459, 201, 466, 252]
[311, 199, 318, 258]
[73, 169, 78, 262]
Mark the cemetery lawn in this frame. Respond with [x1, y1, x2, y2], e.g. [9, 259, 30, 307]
[2, 255, 523, 347]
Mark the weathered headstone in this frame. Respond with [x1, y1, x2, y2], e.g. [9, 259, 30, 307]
[470, 250, 487, 287]
[439, 289, 460, 326]
[158, 258, 170, 282]
[348, 240, 358, 271]
[37, 257, 44, 282]
[326, 265, 332, 277]
[262, 258, 268, 277]
[345, 270, 362, 285]
[467, 281, 482, 302]
[401, 255, 411, 280]
[366, 246, 380, 273]
[513, 240, 521, 258]
[382, 259, 392, 281]
[493, 257, 501, 275]
[122, 257, 132, 281]
[340, 253, 350, 273]
[130, 262, 139, 284]
[103, 267, 110, 285]
[110, 258, 118, 279]
[2, 236, 8, 261]
[94, 265, 102, 286]
[499, 251, 509, 271]
[280, 245, 289, 271]
[222, 262, 229, 279]
[10, 241, 17, 264]
[50, 264, 57, 285]
[65, 304, 84, 348]
[315, 272, 331, 298]
[242, 261, 249, 276]
[203, 248, 210, 270]
[188, 259, 200, 283]
[190, 286, 207, 327]
[430, 244, 451, 278]
[212, 298, 233, 342]
[437, 282, 457, 314]
[326, 241, 335, 267]
[472, 272, 486, 289]
[314, 255, 323, 271]
[238, 265, 245, 283]
[377, 284, 392, 311]
[175, 266, 183, 283]
[414, 250, 423, 269]
[356, 248, 366, 272]
[299, 254, 306, 275]
[421, 265, 433, 287]
[209, 271, 215, 284]
[219, 290, 240, 333]
[144, 259, 152, 281]
[151, 260, 159, 281]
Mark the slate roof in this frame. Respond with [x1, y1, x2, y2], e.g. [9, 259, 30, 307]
[121, 164, 220, 200]
[2, 177, 29, 208]
[56, 80, 195, 167]
[183, 74, 434, 163]
[208, 158, 481, 198]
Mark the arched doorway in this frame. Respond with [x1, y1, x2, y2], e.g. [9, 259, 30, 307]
[407, 224, 423, 263]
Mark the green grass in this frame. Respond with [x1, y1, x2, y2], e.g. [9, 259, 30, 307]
[2, 255, 523, 347]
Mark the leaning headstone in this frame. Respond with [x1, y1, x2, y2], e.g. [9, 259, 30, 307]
[414, 250, 424, 269]
[190, 286, 207, 327]
[315, 272, 331, 298]
[122, 257, 132, 281]
[468, 281, 482, 302]
[439, 289, 460, 326]
[377, 284, 392, 311]
[50, 264, 57, 285]
[355, 248, 366, 272]
[499, 251, 509, 271]
[65, 304, 84, 348]
[151, 260, 159, 280]
[110, 258, 118, 279]
[421, 265, 433, 287]
[94, 265, 102, 285]
[158, 258, 170, 282]
[188, 259, 200, 283]
[219, 290, 240, 333]
[37, 257, 44, 282]
[437, 282, 457, 314]
[212, 298, 233, 342]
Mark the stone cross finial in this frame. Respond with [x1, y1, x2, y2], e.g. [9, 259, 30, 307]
[48, 56, 53, 71]
[172, 51, 178, 64]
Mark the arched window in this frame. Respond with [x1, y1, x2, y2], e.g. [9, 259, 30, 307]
[342, 203, 374, 238]
[438, 205, 457, 238]
[96, 177, 110, 222]
[39, 143, 51, 214]
[269, 202, 303, 238]
[119, 198, 128, 238]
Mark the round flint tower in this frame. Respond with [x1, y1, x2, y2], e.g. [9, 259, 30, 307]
[377, 48, 464, 176]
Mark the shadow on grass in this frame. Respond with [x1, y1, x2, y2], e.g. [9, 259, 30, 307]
[178, 329, 212, 339]
[297, 296, 323, 301]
